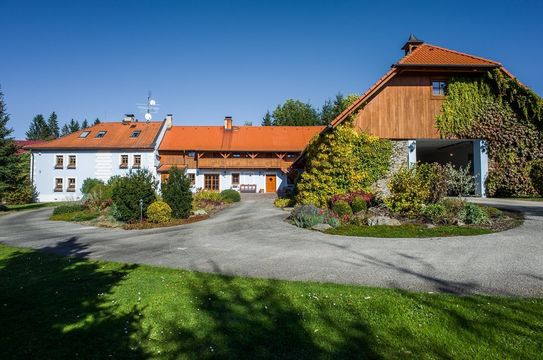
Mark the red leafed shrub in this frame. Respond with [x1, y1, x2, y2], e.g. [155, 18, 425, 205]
[330, 190, 373, 206]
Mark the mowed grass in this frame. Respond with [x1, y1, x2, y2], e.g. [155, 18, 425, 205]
[1, 202, 56, 212]
[0, 244, 541, 359]
[326, 224, 493, 238]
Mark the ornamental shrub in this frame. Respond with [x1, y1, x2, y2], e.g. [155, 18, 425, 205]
[81, 178, 105, 196]
[351, 196, 368, 213]
[146, 201, 172, 223]
[529, 159, 543, 196]
[330, 190, 373, 206]
[161, 166, 193, 219]
[460, 202, 490, 225]
[221, 189, 241, 203]
[290, 205, 323, 228]
[332, 200, 352, 217]
[296, 122, 392, 207]
[385, 163, 447, 217]
[111, 169, 157, 222]
[421, 203, 447, 224]
[193, 190, 224, 208]
[84, 183, 113, 211]
[445, 162, 476, 197]
[274, 197, 295, 208]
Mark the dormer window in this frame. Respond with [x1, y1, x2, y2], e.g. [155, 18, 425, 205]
[130, 130, 141, 138]
[95, 131, 107, 138]
[79, 131, 90, 138]
[432, 81, 447, 96]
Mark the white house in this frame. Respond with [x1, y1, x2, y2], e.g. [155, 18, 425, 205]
[28, 115, 170, 202]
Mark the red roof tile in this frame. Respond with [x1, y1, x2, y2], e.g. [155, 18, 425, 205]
[397, 43, 500, 66]
[27, 121, 165, 150]
[159, 126, 324, 152]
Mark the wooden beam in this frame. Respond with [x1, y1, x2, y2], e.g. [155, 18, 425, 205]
[275, 153, 286, 159]
[220, 152, 231, 158]
[248, 153, 258, 159]
[197, 152, 204, 159]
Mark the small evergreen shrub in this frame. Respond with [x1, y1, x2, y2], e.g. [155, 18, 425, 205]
[111, 169, 157, 222]
[291, 205, 323, 228]
[221, 189, 241, 203]
[162, 166, 193, 219]
[351, 197, 368, 213]
[460, 202, 490, 225]
[146, 201, 172, 224]
[53, 204, 85, 215]
[445, 162, 476, 197]
[421, 204, 447, 224]
[81, 178, 105, 196]
[332, 200, 352, 217]
[529, 159, 543, 196]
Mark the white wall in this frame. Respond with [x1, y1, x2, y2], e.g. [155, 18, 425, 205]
[188, 168, 289, 193]
[32, 150, 157, 202]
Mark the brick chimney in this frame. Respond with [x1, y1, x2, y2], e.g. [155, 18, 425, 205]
[165, 114, 173, 129]
[224, 116, 233, 130]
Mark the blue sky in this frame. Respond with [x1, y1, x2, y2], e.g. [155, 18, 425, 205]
[1, 0, 542, 138]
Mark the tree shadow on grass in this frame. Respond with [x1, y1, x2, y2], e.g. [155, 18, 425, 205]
[154, 262, 381, 359]
[0, 239, 149, 360]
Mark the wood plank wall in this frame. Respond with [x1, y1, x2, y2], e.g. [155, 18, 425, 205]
[353, 73, 445, 139]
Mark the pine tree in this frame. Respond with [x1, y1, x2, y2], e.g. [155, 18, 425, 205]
[47, 111, 59, 138]
[60, 124, 70, 137]
[0, 87, 19, 201]
[68, 119, 80, 133]
[261, 111, 272, 126]
[26, 114, 50, 140]
[161, 166, 192, 219]
[93, 118, 101, 125]
[81, 119, 89, 129]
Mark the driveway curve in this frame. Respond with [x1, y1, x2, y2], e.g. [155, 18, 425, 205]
[1, 195, 542, 297]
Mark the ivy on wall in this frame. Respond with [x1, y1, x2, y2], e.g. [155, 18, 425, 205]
[296, 120, 392, 207]
[436, 69, 543, 197]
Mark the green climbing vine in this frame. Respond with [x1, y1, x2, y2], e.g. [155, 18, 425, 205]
[436, 69, 543, 197]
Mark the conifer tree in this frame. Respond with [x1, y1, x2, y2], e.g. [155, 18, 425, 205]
[26, 114, 50, 140]
[0, 87, 19, 201]
[93, 118, 101, 125]
[47, 111, 59, 138]
[60, 123, 70, 137]
[81, 119, 89, 129]
[68, 119, 80, 133]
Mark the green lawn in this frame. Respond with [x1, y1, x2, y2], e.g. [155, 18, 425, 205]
[326, 224, 493, 238]
[1, 202, 56, 212]
[0, 244, 541, 359]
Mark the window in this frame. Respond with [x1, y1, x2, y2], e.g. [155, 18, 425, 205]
[286, 153, 297, 159]
[54, 178, 63, 192]
[133, 155, 141, 168]
[233, 153, 241, 158]
[55, 155, 64, 169]
[188, 173, 195, 186]
[432, 80, 447, 96]
[231, 173, 240, 186]
[120, 154, 128, 169]
[67, 178, 76, 192]
[95, 131, 107, 138]
[204, 174, 220, 191]
[130, 130, 141, 138]
[67, 155, 76, 169]
[79, 131, 90, 138]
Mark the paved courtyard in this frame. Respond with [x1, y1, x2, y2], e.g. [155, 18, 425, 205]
[1, 195, 542, 297]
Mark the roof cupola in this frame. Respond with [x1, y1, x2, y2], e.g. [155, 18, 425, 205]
[401, 34, 424, 55]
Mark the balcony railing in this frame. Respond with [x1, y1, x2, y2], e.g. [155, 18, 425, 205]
[197, 157, 291, 169]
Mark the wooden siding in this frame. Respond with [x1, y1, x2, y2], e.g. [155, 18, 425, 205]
[198, 157, 291, 169]
[353, 72, 446, 139]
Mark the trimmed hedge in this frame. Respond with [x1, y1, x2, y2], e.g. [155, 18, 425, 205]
[53, 204, 85, 215]
[221, 189, 241, 203]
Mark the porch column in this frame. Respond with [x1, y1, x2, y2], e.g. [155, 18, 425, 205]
[473, 140, 488, 197]
[407, 140, 417, 168]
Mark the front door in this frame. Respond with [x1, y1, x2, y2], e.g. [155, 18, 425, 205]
[266, 174, 276, 193]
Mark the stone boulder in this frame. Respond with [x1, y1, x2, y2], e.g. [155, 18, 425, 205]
[311, 223, 333, 231]
[192, 209, 208, 216]
[367, 215, 401, 226]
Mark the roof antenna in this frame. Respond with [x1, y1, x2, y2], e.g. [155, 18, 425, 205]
[136, 91, 159, 123]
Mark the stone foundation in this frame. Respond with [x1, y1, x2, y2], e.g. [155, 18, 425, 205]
[372, 140, 408, 197]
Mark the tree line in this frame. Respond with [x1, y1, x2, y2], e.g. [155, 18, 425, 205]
[261, 93, 359, 126]
[26, 113, 101, 140]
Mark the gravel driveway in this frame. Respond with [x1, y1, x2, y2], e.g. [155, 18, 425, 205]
[1, 195, 542, 297]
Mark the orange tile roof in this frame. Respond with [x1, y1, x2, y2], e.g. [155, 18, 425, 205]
[159, 126, 324, 152]
[27, 121, 165, 150]
[397, 43, 500, 66]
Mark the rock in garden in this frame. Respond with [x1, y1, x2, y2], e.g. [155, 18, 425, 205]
[192, 209, 208, 216]
[367, 216, 401, 226]
[311, 223, 333, 231]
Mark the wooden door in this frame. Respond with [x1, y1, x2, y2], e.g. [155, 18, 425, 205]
[266, 174, 276, 193]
